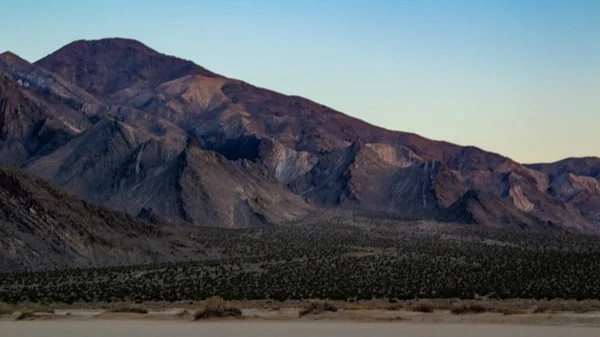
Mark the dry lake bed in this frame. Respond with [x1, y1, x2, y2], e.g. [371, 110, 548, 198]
[2, 321, 600, 337]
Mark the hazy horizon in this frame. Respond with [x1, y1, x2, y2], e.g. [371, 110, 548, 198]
[1, 0, 598, 163]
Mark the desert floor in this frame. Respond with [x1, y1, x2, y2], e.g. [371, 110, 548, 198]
[2, 320, 600, 337]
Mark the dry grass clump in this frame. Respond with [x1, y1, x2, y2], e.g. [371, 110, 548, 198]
[9, 305, 55, 320]
[192, 296, 242, 320]
[30, 306, 54, 314]
[299, 300, 338, 316]
[528, 299, 600, 314]
[494, 307, 527, 315]
[106, 304, 148, 314]
[410, 300, 435, 313]
[12, 310, 38, 321]
[0, 302, 14, 315]
[450, 301, 488, 314]
[386, 303, 406, 311]
[570, 300, 600, 313]
[532, 301, 553, 313]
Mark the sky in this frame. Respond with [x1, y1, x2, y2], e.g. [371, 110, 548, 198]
[1, 0, 598, 163]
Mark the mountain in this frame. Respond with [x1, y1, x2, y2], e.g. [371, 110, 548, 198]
[0, 164, 206, 271]
[0, 51, 105, 116]
[0, 70, 91, 165]
[35, 38, 218, 99]
[527, 157, 600, 180]
[0, 38, 598, 233]
[526, 158, 600, 226]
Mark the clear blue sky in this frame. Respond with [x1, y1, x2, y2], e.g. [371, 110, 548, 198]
[1, 0, 598, 163]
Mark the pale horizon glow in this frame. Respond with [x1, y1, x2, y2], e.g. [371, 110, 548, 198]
[1, 0, 598, 163]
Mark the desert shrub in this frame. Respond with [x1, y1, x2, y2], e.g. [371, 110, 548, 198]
[192, 296, 242, 320]
[410, 300, 435, 313]
[107, 304, 148, 314]
[299, 300, 338, 316]
[450, 302, 487, 314]
[204, 296, 227, 311]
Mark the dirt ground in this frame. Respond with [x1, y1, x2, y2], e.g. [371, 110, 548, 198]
[1, 306, 600, 326]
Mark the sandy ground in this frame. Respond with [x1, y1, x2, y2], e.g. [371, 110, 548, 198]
[2, 320, 600, 337]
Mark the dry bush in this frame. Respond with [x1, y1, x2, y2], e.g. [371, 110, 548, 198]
[450, 302, 488, 314]
[192, 296, 242, 320]
[205, 296, 227, 312]
[107, 304, 148, 314]
[410, 300, 435, 313]
[299, 300, 338, 316]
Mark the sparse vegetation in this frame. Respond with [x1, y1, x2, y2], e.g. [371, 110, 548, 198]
[2, 216, 600, 306]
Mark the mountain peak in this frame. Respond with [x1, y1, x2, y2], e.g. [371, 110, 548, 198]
[59, 37, 157, 54]
[0, 51, 29, 65]
[0, 51, 18, 58]
[35, 37, 218, 97]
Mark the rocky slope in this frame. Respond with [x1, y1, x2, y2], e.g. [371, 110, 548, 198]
[0, 164, 205, 271]
[0, 38, 597, 233]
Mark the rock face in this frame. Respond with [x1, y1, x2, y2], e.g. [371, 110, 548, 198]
[0, 38, 599, 233]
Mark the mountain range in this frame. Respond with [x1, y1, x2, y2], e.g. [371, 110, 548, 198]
[1, 37, 599, 237]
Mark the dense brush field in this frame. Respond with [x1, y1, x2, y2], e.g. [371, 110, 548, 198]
[2, 215, 600, 304]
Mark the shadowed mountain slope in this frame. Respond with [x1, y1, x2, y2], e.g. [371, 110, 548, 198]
[0, 164, 206, 271]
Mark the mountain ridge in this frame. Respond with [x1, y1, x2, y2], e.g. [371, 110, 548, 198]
[0, 37, 597, 233]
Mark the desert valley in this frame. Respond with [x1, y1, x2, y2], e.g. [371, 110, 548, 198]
[1, 36, 600, 334]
